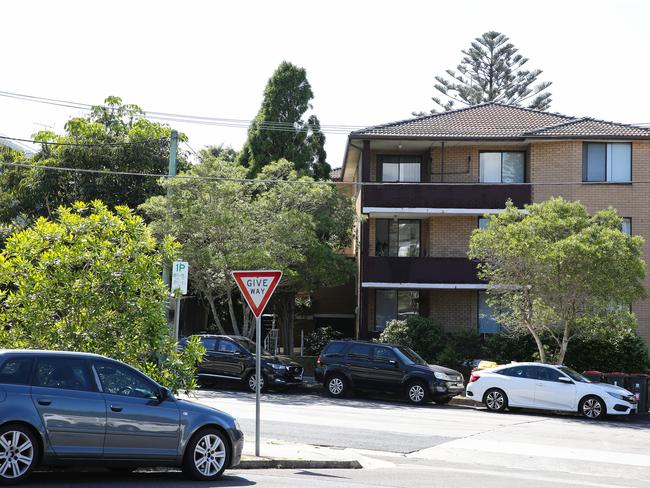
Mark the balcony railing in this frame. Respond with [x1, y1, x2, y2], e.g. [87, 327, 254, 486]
[362, 256, 482, 285]
[362, 183, 530, 209]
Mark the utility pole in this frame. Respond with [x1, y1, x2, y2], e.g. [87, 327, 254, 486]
[164, 130, 179, 333]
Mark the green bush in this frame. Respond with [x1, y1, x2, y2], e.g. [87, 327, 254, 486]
[380, 316, 446, 363]
[304, 325, 344, 356]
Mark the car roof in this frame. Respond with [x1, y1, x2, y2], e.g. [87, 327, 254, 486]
[328, 339, 402, 348]
[0, 349, 106, 359]
[187, 334, 250, 341]
[493, 362, 564, 368]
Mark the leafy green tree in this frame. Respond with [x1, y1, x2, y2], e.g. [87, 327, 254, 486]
[201, 144, 238, 162]
[0, 201, 203, 393]
[0, 97, 185, 222]
[421, 31, 552, 113]
[238, 61, 331, 179]
[141, 155, 355, 349]
[469, 198, 646, 364]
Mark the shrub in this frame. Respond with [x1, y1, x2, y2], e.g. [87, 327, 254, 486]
[565, 329, 650, 373]
[304, 325, 344, 356]
[380, 316, 446, 363]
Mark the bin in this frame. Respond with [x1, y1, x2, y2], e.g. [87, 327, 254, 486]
[625, 374, 649, 413]
[603, 372, 627, 388]
[582, 370, 604, 383]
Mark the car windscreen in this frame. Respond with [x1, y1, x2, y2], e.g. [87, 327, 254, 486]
[558, 366, 591, 383]
[395, 346, 427, 366]
[235, 337, 271, 356]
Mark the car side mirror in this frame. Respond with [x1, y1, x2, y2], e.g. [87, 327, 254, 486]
[558, 376, 573, 384]
[157, 387, 170, 402]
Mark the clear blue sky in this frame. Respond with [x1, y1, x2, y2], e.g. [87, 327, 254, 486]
[2, 0, 649, 168]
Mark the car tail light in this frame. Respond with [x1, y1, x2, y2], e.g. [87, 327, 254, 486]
[470, 372, 480, 383]
[316, 355, 321, 366]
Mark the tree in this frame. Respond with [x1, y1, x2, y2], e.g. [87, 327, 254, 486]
[141, 155, 355, 349]
[0, 97, 185, 222]
[421, 31, 552, 114]
[0, 201, 203, 393]
[238, 61, 331, 179]
[468, 198, 646, 364]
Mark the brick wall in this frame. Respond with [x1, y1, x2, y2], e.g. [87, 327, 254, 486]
[531, 140, 650, 342]
[428, 216, 476, 257]
[428, 290, 478, 333]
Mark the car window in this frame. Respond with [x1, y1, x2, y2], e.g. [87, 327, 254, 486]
[0, 357, 33, 385]
[34, 357, 94, 392]
[558, 366, 590, 383]
[347, 344, 372, 360]
[500, 365, 535, 379]
[94, 361, 158, 398]
[373, 347, 398, 363]
[532, 366, 565, 382]
[322, 342, 347, 357]
[217, 339, 241, 354]
[200, 337, 218, 351]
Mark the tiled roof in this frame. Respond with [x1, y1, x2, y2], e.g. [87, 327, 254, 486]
[351, 102, 650, 140]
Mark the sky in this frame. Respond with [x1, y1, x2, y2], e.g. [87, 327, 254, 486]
[2, 0, 649, 169]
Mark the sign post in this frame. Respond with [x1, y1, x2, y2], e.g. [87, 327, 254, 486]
[232, 270, 282, 457]
[171, 261, 189, 340]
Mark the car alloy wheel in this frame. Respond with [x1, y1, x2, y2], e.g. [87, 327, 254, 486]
[408, 384, 425, 403]
[248, 373, 264, 393]
[328, 377, 344, 396]
[0, 430, 34, 480]
[581, 397, 605, 419]
[485, 389, 507, 412]
[193, 433, 226, 478]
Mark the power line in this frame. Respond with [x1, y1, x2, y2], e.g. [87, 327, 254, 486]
[3, 160, 650, 188]
[0, 134, 168, 147]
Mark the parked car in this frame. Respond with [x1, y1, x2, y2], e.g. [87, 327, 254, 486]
[179, 334, 304, 392]
[314, 340, 464, 405]
[466, 362, 637, 419]
[0, 349, 243, 484]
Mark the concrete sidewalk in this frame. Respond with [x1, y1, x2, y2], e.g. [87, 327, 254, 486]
[237, 439, 363, 469]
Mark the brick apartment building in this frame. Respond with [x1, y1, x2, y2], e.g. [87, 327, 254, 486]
[340, 103, 650, 343]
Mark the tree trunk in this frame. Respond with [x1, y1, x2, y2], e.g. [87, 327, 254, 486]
[206, 296, 226, 335]
[529, 326, 547, 364]
[226, 286, 240, 336]
[557, 320, 571, 365]
[275, 292, 295, 355]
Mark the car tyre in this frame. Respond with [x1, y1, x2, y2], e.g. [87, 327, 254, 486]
[579, 395, 606, 420]
[484, 388, 508, 413]
[182, 427, 230, 481]
[0, 423, 39, 485]
[406, 380, 429, 405]
[246, 371, 267, 393]
[433, 396, 452, 405]
[325, 374, 348, 398]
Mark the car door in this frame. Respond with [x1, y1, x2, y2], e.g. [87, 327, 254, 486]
[197, 337, 220, 376]
[344, 344, 374, 389]
[214, 339, 247, 378]
[532, 366, 576, 411]
[496, 365, 537, 407]
[30, 356, 106, 458]
[370, 346, 403, 392]
[93, 360, 180, 460]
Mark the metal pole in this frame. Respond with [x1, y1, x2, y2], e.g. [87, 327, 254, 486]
[255, 314, 262, 457]
[162, 130, 179, 288]
[174, 297, 181, 340]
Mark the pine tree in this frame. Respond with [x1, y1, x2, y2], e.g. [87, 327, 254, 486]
[238, 61, 331, 179]
[423, 31, 552, 113]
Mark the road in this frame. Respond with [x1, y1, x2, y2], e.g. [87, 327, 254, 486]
[22, 387, 650, 487]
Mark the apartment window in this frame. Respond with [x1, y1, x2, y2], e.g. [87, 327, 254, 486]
[375, 290, 419, 331]
[375, 219, 420, 257]
[478, 291, 502, 334]
[583, 143, 631, 182]
[479, 152, 524, 183]
[622, 218, 631, 235]
[478, 217, 489, 229]
[379, 155, 421, 182]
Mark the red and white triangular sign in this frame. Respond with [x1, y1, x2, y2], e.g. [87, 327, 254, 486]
[231, 270, 283, 318]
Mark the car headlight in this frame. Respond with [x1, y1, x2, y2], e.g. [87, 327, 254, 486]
[234, 420, 241, 431]
[269, 363, 287, 371]
[607, 391, 628, 401]
[434, 372, 451, 381]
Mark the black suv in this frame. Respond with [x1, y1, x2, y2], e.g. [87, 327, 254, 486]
[314, 340, 464, 405]
[180, 335, 304, 392]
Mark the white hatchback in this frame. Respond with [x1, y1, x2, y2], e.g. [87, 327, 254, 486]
[466, 362, 637, 419]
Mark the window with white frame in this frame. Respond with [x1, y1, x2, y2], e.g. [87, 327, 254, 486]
[479, 152, 525, 183]
[622, 218, 631, 235]
[583, 143, 631, 182]
[379, 155, 421, 182]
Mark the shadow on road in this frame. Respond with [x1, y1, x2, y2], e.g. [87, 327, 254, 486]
[27, 470, 255, 487]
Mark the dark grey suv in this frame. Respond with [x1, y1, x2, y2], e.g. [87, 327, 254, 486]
[0, 350, 243, 484]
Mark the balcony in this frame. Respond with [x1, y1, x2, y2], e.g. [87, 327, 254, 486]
[362, 183, 530, 210]
[362, 256, 482, 285]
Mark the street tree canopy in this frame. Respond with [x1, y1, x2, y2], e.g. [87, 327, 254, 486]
[0, 201, 203, 393]
[421, 31, 553, 113]
[238, 61, 331, 179]
[468, 198, 646, 364]
[0, 96, 185, 223]
[141, 155, 355, 348]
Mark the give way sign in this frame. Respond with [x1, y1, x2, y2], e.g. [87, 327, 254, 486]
[231, 270, 282, 317]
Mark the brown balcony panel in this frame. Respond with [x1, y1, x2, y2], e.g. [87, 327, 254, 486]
[362, 184, 530, 209]
[363, 256, 482, 285]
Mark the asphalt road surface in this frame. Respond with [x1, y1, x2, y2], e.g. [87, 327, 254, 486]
[21, 387, 650, 487]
